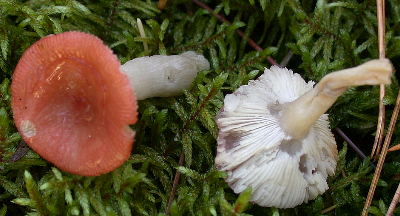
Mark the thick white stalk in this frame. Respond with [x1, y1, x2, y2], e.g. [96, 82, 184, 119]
[121, 51, 210, 100]
[280, 59, 393, 139]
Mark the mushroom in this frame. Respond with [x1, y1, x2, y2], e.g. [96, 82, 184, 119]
[11, 31, 209, 176]
[215, 59, 393, 208]
[121, 51, 210, 100]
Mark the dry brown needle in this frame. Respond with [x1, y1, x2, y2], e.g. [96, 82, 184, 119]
[362, 89, 400, 216]
[362, 0, 391, 215]
[371, 0, 386, 159]
[387, 184, 400, 216]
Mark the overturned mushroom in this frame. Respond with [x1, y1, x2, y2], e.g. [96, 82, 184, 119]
[215, 59, 393, 208]
[12, 31, 209, 176]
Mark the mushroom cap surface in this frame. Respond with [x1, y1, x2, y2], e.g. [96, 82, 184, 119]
[215, 66, 337, 208]
[12, 31, 137, 176]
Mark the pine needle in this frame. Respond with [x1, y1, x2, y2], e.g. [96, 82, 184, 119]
[371, 0, 386, 159]
[362, 90, 400, 216]
[386, 184, 400, 216]
[388, 144, 400, 152]
[363, 0, 389, 214]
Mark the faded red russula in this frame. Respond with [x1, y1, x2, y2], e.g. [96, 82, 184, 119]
[11, 31, 137, 176]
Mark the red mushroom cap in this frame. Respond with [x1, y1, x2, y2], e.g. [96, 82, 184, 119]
[11, 31, 137, 176]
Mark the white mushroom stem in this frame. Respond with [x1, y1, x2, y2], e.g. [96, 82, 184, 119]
[121, 51, 210, 100]
[280, 59, 393, 139]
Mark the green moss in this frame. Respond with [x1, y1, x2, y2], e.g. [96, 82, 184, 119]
[0, 0, 399, 215]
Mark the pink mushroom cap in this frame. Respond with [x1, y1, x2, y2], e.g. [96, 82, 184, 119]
[11, 31, 138, 176]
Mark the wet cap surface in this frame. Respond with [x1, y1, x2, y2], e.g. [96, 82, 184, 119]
[11, 31, 138, 176]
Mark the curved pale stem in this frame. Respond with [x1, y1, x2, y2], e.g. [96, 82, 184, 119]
[280, 59, 393, 139]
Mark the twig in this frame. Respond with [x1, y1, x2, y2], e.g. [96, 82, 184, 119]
[371, 0, 386, 159]
[386, 184, 400, 216]
[335, 128, 368, 160]
[362, 89, 400, 216]
[321, 204, 338, 214]
[166, 153, 184, 213]
[191, 0, 278, 66]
